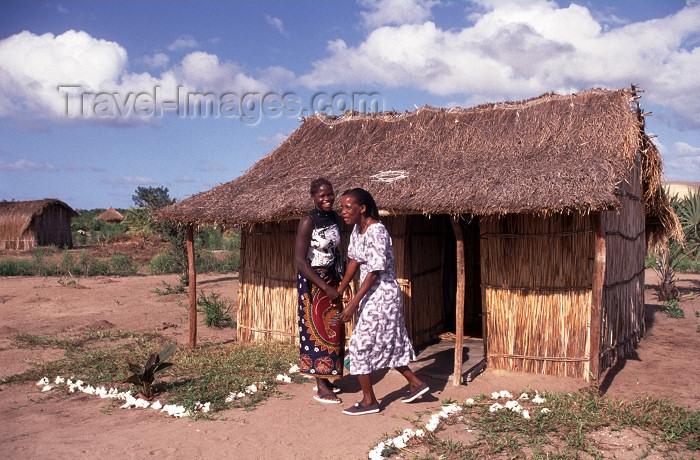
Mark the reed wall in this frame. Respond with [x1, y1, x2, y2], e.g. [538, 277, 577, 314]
[237, 220, 299, 343]
[599, 153, 646, 372]
[480, 213, 594, 379]
[0, 204, 73, 250]
[236, 215, 447, 347]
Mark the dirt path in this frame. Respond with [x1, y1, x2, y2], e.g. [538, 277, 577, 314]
[0, 270, 698, 459]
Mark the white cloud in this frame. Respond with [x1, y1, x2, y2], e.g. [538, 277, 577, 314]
[0, 158, 58, 171]
[0, 30, 127, 117]
[138, 52, 170, 69]
[167, 35, 198, 51]
[198, 163, 226, 172]
[265, 14, 286, 35]
[0, 30, 271, 125]
[103, 176, 155, 185]
[360, 0, 437, 28]
[300, 1, 700, 128]
[176, 175, 195, 183]
[258, 131, 290, 147]
[657, 140, 700, 182]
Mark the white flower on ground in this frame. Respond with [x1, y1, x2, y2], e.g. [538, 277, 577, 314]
[55, 376, 65, 385]
[518, 392, 530, 401]
[505, 400, 522, 412]
[489, 402, 504, 412]
[368, 447, 384, 460]
[245, 384, 258, 394]
[194, 401, 211, 413]
[499, 390, 513, 399]
[532, 392, 546, 404]
[415, 429, 425, 438]
[36, 377, 49, 386]
[465, 398, 475, 405]
[41, 385, 53, 392]
[288, 364, 300, 373]
[425, 419, 439, 432]
[541, 408, 551, 414]
[161, 404, 187, 417]
[82, 385, 96, 395]
[151, 400, 163, 410]
[522, 410, 531, 419]
[393, 436, 407, 449]
[491, 391, 500, 399]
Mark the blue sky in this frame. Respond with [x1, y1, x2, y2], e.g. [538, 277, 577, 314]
[0, 0, 698, 210]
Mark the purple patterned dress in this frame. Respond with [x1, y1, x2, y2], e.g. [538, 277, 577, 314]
[347, 222, 415, 375]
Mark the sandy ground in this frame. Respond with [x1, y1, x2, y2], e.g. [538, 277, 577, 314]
[0, 270, 698, 459]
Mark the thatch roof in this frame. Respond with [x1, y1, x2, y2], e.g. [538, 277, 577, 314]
[158, 88, 681, 243]
[0, 199, 78, 237]
[97, 206, 125, 222]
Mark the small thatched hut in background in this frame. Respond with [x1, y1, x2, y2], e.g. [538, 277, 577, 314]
[158, 88, 681, 383]
[0, 199, 78, 250]
[97, 206, 125, 223]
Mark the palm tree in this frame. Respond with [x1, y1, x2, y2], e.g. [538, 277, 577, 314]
[653, 188, 700, 300]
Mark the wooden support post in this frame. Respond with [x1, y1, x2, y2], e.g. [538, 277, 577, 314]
[590, 213, 605, 384]
[451, 217, 466, 387]
[187, 223, 197, 349]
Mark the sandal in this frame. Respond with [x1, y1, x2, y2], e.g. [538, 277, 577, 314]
[313, 393, 342, 404]
[312, 384, 341, 394]
[342, 402, 380, 415]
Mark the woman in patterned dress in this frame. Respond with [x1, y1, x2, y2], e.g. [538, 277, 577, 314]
[334, 188, 429, 415]
[295, 178, 348, 404]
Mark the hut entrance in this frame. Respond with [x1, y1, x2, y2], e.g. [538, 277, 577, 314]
[443, 216, 482, 338]
[405, 214, 484, 385]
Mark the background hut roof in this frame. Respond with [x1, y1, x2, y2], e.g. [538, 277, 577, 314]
[0, 199, 78, 237]
[96, 206, 125, 222]
[158, 88, 680, 241]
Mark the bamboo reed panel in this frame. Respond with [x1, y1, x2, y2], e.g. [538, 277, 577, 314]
[480, 213, 594, 379]
[484, 288, 591, 378]
[237, 221, 299, 343]
[597, 159, 646, 373]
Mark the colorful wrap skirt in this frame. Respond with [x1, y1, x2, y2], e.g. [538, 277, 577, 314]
[297, 267, 345, 379]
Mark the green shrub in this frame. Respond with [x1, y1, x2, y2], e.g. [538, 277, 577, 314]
[0, 259, 34, 276]
[662, 299, 685, 318]
[148, 250, 181, 275]
[197, 291, 235, 328]
[109, 254, 139, 276]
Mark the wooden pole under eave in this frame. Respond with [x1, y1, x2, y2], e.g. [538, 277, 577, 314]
[187, 223, 197, 349]
[590, 213, 606, 384]
[451, 217, 466, 387]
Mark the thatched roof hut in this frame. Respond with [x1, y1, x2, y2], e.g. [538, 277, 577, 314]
[159, 87, 681, 383]
[0, 199, 78, 250]
[97, 206, 125, 223]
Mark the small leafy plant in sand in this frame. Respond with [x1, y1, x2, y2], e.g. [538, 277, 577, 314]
[124, 343, 176, 399]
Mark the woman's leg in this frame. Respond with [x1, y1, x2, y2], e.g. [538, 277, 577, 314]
[315, 377, 341, 401]
[357, 374, 378, 406]
[395, 365, 424, 392]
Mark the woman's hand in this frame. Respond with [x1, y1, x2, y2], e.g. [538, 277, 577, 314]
[324, 285, 341, 301]
[330, 301, 356, 326]
[342, 285, 353, 303]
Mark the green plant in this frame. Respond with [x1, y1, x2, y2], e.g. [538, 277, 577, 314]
[153, 280, 185, 295]
[653, 188, 700, 299]
[662, 299, 685, 318]
[148, 249, 182, 274]
[197, 290, 235, 328]
[124, 343, 176, 399]
[109, 254, 139, 276]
